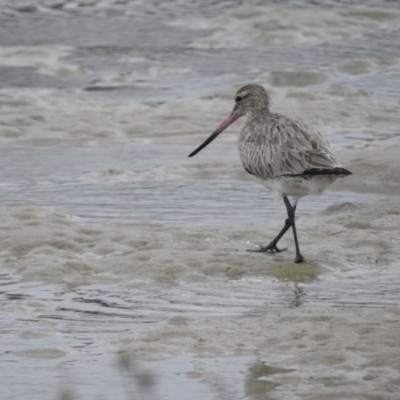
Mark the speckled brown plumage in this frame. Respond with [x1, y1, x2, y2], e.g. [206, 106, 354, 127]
[189, 84, 351, 263]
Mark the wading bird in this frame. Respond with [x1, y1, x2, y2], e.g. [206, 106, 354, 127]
[189, 84, 351, 263]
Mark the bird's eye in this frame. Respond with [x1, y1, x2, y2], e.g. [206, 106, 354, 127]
[235, 95, 242, 102]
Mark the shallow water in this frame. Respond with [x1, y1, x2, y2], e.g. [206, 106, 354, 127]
[0, 145, 379, 226]
[1, 1, 400, 399]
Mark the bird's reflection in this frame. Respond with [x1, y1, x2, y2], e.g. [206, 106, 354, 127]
[244, 361, 295, 397]
[290, 282, 304, 308]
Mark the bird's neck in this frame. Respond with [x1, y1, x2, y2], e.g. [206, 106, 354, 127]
[245, 107, 270, 123]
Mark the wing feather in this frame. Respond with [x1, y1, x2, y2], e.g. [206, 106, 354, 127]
[238, 114, 342, 178]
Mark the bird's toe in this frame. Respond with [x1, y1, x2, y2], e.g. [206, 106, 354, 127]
[246, 243, 287, 253]
[294, 254, 305, 264]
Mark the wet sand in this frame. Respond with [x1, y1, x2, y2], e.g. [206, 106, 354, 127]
[1, 1, 400, 399]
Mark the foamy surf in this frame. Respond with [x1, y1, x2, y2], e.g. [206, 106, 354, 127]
[1, 1, 400, 399]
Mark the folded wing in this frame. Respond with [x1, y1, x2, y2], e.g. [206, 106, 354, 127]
[238, 114, 347, 178]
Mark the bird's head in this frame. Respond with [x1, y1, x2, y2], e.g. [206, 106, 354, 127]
[231, 84, 271, 119]
[188, 84, 270, 157]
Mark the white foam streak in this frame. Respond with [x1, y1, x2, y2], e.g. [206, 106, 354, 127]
[171, 6, 400, 49]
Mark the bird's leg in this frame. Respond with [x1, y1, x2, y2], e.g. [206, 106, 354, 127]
[283, 196, 305, 264]
[247, 203, 297, 254]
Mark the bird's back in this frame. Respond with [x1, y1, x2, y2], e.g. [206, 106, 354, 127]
[238, 112, 349, 179]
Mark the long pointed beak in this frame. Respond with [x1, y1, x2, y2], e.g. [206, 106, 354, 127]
[188, 113, 241, 157]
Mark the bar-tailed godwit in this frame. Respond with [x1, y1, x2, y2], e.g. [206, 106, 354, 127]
[189, 84, 351, 263]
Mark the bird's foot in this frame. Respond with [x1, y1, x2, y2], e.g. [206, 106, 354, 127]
[294, 254, 305, 264]
[247, 242, 287, 253]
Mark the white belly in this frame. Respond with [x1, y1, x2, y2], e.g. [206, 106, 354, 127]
[259, 175, 339, 199]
